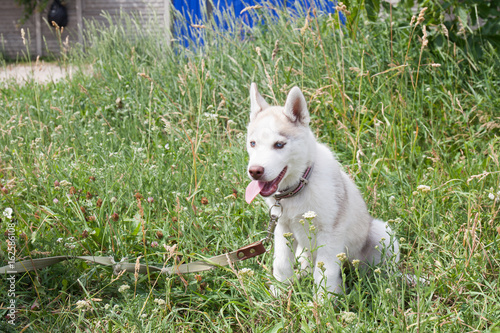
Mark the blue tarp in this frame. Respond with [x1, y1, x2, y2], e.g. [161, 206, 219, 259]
[172, 0, 345, 46]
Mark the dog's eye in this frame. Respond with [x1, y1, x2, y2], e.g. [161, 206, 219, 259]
[249, 141, 256, 147]
[274, 142, 286, 149]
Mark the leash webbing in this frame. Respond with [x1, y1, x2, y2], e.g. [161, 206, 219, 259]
[0, 241, 267, 275]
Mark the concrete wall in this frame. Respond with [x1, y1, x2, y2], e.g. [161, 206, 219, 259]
[0, 0, 171, 59]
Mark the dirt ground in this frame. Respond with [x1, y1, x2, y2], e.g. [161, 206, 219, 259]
[0, 62, 78, 85]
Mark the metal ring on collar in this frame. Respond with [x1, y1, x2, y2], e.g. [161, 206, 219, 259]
[268, 200, 283, 220]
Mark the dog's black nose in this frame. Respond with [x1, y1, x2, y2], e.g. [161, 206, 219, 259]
[248, 166, 264, 180]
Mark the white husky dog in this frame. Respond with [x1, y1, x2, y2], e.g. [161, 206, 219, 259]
[245, 83, 399, 296]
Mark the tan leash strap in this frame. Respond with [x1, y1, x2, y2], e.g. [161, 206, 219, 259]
[0, 241, 267, 275]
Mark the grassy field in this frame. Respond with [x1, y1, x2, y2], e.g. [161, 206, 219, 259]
[1, 3, 499, 332]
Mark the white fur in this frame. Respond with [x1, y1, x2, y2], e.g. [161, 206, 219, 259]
[246, 83, 400, 297]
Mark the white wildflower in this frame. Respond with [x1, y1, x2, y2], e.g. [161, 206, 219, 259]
[417, 185, 431, 192]
[118, 284, 130, 293]
[336, 252, 347, 262]
[238, 268, 255, 279]
[341, 311, 357, 324]
[302, 211, 317, 219]
[3, 207, 13, 219]
[204, 113, 218, 119]
[75, 300, 91, 311]
[154, 298, 166, 306]
[59, 180, 72, 187]
[317, 261, 325, 271]
[488, 193, 495, 200]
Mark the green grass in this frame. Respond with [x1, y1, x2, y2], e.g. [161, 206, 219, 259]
[1, 3, 499, 332]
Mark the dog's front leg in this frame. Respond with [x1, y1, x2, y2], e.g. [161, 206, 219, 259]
[272, 223, 295, 289]
[313, 233, 345, 297]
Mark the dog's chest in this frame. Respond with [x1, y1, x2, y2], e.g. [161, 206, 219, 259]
[269, 198, 318, 225]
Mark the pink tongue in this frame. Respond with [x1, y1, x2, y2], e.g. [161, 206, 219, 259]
[245, 180, 264, 204]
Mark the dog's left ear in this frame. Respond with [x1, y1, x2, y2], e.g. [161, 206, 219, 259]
[283, 86, 310, 125]
[250, 83, 270, 121]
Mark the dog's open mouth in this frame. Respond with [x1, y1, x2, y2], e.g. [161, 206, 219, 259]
[245, 167, 287, 204]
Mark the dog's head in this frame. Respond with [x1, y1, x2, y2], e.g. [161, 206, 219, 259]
[245, 83, 315, 203]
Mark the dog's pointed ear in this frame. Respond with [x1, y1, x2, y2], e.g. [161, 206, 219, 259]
[250, 83, 270, 121]
[283, 86, 310, 125]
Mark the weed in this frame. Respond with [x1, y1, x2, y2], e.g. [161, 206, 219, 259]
[1, 1, 499, 331]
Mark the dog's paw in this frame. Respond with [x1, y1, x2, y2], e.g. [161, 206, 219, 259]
[269, 284, 280, 298]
